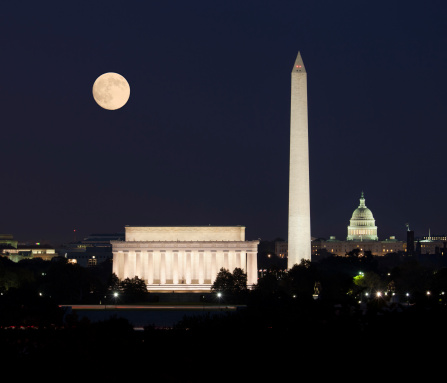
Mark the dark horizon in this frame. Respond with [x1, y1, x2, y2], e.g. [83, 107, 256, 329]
[1, 1, 446, 245]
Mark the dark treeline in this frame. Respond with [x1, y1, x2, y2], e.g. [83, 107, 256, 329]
[1, 253, 447, 377]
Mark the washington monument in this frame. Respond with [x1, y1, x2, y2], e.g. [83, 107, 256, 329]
[288, 51, 311, 268]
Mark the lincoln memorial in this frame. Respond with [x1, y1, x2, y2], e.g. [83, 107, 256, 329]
[111, 226, 259, 292]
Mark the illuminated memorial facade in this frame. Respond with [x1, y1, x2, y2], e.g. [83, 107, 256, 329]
[111, 226, 259, 292]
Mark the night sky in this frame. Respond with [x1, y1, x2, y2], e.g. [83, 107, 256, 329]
[1, 1, 446, 244]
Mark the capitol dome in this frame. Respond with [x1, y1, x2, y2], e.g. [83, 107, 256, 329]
[347, 192, 378, 241]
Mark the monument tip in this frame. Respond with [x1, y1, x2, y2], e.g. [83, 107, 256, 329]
[292, 51, 306, 73]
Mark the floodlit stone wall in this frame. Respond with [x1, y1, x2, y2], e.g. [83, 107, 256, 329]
[125, 226, 245, 242]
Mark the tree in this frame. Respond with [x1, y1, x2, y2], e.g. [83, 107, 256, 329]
[211, 267, 248, 302]
[284, 259, 317, 300]
[42, 259, 93, 303]
[232, 268, 248, 294]
[108, 273, 121, 292]
[353, 271, 385, 295]
[120, 276, 148, 303]
[211, 268, 234, 294]
[254, 272, 281, 297]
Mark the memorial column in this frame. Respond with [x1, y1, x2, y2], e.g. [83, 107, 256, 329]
[247, 251, 258, 286]
[173, 250, 179, 285]
[123, 250, 129, 279]
[185, 250, 191, 284]
[160, 250, 166, 285]
[147, 250, 154, 285]
[198, 250, 204, 284]
[211, 250, 217, 283]
[135, 250, 142, 280]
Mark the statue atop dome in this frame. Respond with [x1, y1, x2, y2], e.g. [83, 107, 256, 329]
[347, 192, 378, 241]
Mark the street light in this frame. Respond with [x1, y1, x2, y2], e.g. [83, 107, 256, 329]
[216, 292, 223, 309]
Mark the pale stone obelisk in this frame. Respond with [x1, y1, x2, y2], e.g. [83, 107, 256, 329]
[288, 51, 311, 268]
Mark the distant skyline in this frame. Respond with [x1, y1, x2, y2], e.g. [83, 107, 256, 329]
[1, 1, 446, 244]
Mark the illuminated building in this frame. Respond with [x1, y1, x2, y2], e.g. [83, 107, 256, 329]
[2, 244, 57, 262]
[59, 233, 124, 267]
[275, 241, 288, 258]
[313, 192, 403, 255]
[347, 192, 378, 241]
[279, 192, 446, 257]
[312, 235, 404, 257]
[422, 232, 447, 241]
[417, 235, 447, 255]
[280, 193, 409, 257]
[111, 226, 259, 292]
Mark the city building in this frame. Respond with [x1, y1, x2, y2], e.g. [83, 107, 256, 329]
[422, 231, 446, 241]
[3, 244, 57, 262]
[311, 235, 405, 257]
[0, 234, 18, 249]
[347, 192, 378, 241]
[58, 233, 124, 267]
[0, 234, 58, 262]
[417, 236, 446, 255]
[278, 192, 416, 257]
[275, 241, 288, 259]
[112, 226, 259, 292]
[312, 192, 406, 256]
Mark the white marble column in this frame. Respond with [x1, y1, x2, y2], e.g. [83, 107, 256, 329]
[147, 251, 154, 284]
[173, 250, 179, 284]
[160, 250, 166, 284]
[223, 250, 229, 270]
[129, 251, 137, 279]
[211, 250, 217, 283]
[112, 251, 120, 278]
[165, 251, 172, 284]
[135, 250, 142, 280]
[123, 250, 129, 279]
[228, 250, 234, 272]
[140, 251, 147, 283]
[235, 251, 241, 270]
[178, 250, 184, 284]
[198, 250, 204, 284]
[185, 250, 191, 284]
[204, 250, 213, 283]
[194, 250, 201, 283]
[247, 252, 258, 286]
[240, 252, 247, 273]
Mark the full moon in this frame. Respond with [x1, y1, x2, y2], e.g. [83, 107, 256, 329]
[92, 72, 130, 110]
